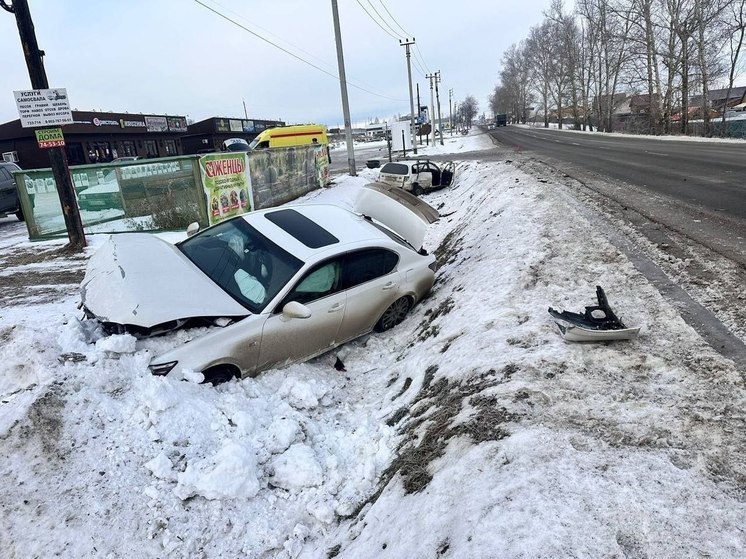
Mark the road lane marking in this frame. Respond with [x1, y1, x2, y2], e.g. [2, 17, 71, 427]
[645, 151, 669, 156]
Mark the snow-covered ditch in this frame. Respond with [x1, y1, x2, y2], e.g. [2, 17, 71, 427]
[1, 132, 744, 558]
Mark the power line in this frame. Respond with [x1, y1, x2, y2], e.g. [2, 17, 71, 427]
[208, 0, 337, 73]
[378, 0, 412, 38]
[364, 0, 404, 39]
[356, 0, 399, 40]
[415, 44, 431, 75]
[369, 0, 431, 75]
[411, 56, 427, 77]
[194, 0, 405, 102]
[205, 0, 396, 103]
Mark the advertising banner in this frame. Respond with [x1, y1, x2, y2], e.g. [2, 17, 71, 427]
[35, 128, 65, 149]
[167, 116, 187, 131]
[145, 116, 168, 132]
[14, 88, 73, 128]
[199, 153, 253, 226]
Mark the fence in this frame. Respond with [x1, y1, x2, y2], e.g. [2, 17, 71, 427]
[14, 145, 330, 241]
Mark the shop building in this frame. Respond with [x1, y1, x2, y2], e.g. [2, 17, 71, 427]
[180, 116, 285, 155]
[0, 110, 188, 169]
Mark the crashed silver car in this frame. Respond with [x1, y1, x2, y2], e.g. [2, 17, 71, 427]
[378, 158, 455, 196]
[80, 183, 439, 384]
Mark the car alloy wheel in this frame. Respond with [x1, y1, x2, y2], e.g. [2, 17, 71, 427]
[374, 297, 412, 332]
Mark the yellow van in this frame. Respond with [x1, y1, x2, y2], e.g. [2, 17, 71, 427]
[248, 124, 328, 150]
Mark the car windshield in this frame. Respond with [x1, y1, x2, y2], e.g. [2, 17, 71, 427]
[178, 218, 303, 313]
[380, 163, 409, 175]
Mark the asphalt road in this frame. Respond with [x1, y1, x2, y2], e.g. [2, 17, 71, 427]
[487, 125, 746, 221]
[329, 143, 391, 176]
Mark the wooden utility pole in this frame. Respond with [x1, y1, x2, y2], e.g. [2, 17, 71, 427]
[3, 0, 85, 250]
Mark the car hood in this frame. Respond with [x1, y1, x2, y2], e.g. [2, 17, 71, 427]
[80, 233, 250, 328]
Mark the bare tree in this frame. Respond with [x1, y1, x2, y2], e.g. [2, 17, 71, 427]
[459, 96, 479, 129]
[620, 0, 664, 133]
[526, 22, 555, 127]
[495, 0, 744, 138]
[577, 0, 633, 132]
[687, 0, 729, 135]
[492, 42, 535, 123]
[720, 0, 746, 134]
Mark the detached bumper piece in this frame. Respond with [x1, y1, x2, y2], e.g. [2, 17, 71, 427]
[548, 286, 640, 342]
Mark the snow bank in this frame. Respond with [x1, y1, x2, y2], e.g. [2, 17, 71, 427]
[1, 132, 744, 558]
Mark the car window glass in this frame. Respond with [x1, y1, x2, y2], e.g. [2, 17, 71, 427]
[341, 249, 399, 290]
[380, 163, 408, 175]
[179, 218, 303, 313]
[280, 259, 342, 308]
[0, 168, 10, 181]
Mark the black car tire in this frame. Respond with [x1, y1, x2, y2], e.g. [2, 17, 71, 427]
[202, 366, 237, 386]
[374, 297, 412, 332]
[15, 208, 25, 222]
[412, 183, 424, 196]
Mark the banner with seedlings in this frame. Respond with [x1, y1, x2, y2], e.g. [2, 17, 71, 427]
[199, 153, 253, 226]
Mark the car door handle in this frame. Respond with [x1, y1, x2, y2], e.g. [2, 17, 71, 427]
[382, 281, 397, 290]
[328, 302, 345, 313]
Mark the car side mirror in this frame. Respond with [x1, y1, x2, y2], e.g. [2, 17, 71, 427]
[282, 301, 312, 319]
[186, 222, 200, 237]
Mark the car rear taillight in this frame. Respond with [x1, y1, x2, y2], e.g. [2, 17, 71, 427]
[149, 361, 178, 376]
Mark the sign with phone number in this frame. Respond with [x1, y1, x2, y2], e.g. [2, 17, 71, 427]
[35, 128, 65, 149]
[14, 87, 73, 128]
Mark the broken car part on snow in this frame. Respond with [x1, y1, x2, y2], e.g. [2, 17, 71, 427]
[548, 286, 641, 342]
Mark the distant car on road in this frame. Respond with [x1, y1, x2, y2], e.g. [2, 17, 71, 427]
[80, 182, 439, 385]
[378, 159, 455, 196]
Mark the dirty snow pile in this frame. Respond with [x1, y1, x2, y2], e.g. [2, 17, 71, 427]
[0, 130, 744, 558]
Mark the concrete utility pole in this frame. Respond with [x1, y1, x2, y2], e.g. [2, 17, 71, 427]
[3, 0, 86, 250]
[416, 82, 421, 146]
[426, 73, 436, 146]
[435, 71, 443, 146]
[399, 38, 417, 155]
[330, 0, 356, 176]
[449, 88, 454, 136]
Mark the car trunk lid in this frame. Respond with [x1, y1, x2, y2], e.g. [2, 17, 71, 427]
[353, 182, 439, 249]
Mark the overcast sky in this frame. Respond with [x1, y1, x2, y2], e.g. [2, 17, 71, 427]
[1, 0, 552, 128]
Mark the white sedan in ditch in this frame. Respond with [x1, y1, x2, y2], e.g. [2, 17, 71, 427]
[80, 183, 439, 384]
